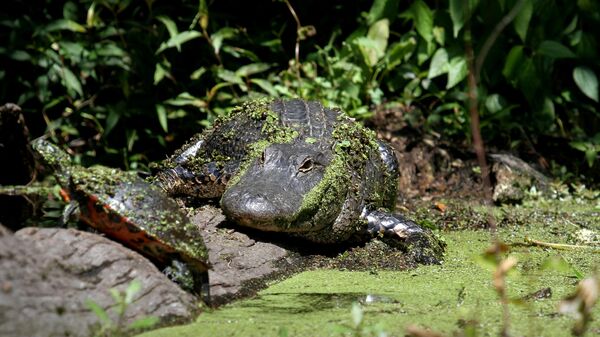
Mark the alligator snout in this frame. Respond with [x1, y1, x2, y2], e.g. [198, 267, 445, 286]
[221, 188, 297, 231]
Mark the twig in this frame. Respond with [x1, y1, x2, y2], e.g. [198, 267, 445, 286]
[524, 237, 600, 252]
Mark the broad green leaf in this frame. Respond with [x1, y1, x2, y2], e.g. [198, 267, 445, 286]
[433, 26, 445, 46]
[367, 0, 400, 24]
[573, 66, 598, 102]
[410, 0, 433, 42]
[235, 63, 271, 77]
[250, 78, 278, 96]
[485, 94, 506, 113]
[367, 18, 389, 61]
[569, 141, 588, 152]
[449, 0, 479, 37]
[385, 37, 417, 70]
[538, 40, 576, 59]
[211, 27, 238, 56]
[156, 31, 202, 54]
[128, 316, 159, 330]
[156, 104, 168, 132]
[585, 148, 597, 167]
[447, 56, 468, 89]
[502, 45, 524, 79]
[104, 108, 120, 136]
[44, 19, 86, 33]
[61, 67, 83, 97]
[427, 48, 448, 79]
[513, 0, 533, 41]
[156, 15, 178, 38]
[10, 50, 31, 61]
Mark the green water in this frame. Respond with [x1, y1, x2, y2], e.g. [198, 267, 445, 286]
[139, 202, 600, 337]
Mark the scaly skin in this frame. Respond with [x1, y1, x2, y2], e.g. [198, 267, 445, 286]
[155, 99, 445, 263]
[31, 138, 210, 297]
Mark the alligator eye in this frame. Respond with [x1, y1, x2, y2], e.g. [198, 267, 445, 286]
[298, 157, 314, 173]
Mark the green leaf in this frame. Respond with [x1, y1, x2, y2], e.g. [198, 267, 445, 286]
[216, 69, 246, 90]
[449, 0, 479, 37]
[569, 141, 588, 152]
[573, 66, 598, 102]
[128, 316, 159, 330]
[356, 19, 390, 67]
[250, 78, 278, 96]
[385, 36, 417, 70]
[235, 63, 271, 77]
[156, 104, 168, 132]
[156, 15, 178, 38]
[61, 67, 83, 97]
[502, 46, 524, 80]
[190, 67, 206, 80]
[84, 299, 112, 326]
[485, 94, 505, 113]
[211, 27, 238, 56]
[427, 48, 448, 79]
[104, 108, 120, 136]
[410, 0, 433, 42]
[367, 0, 400, 24]
[154, 63, 167, 85]
[585, 148, 597, 167]
[156, 31, 202, 54]
[513, 0, 533, 41]
[10, 50, 31, 61]
[43, 19, 86, 33]
[538, 40, 576, 59]
[164, 92, 207, 108]
[447, 56, 467, 89]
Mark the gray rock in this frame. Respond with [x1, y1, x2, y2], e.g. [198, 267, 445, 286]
[192, 205, 302, 305]
[490, 153, 549, 204]
[0, 227, 197, 337]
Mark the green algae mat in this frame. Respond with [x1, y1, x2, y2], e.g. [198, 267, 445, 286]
[138, 201, 600, 337]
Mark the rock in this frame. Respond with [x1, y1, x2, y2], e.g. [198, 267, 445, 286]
[490, 153, 550, 204]
[192, 205, 303, 306]
[0, 227, 197, 337]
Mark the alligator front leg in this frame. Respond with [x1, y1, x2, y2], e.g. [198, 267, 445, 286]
[362, 207, 445, 264]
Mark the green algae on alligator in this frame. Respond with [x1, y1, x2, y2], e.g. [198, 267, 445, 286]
[152, 99, 445, 263]
[31, 138, 210, 296]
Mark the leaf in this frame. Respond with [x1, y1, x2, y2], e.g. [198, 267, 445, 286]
[190, 67, 206, 80]
[85, 299, 112, 326]
[216, 68, 246, 90]
[156, 15, 178, 38]
[156, 104, 168, 132]
[164, 92, 207, 108]
[43, 19, 86, 33]
[154, 63, 167, 85]
[61, 67, 83, 97]
[410, 0, 433, 42]
[485, 94, 505, 113]
[573, 66, 598, 102]
[156, 31, 202, 54]
[513, 0, 533, 41]
[447, 56, 467, 89]
[385, 36, 417, 70]
[502, 45, 524, 80]
[367, 0, 400, 24]
[235, 63, 271, 77]
[250, 78, 278, 96]
[449, 0, 480, 37]
[427, 48, 448, 79]
[538, 40, 576, 59]
[211, 27, 238, 56]
[10, 50, 31, 61]
[104, 108, 120, 136]
[128, 316, 159, 330]
[585, 148, 597, 167]
[356, 19, 390, 67]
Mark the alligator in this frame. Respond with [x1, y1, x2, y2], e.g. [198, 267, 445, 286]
[153, 99, 444, 263]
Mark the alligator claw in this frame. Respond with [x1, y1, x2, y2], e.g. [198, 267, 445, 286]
[363, 207, 446, 264]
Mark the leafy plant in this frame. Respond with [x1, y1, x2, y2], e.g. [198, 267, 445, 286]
[85, 279, 159, 337]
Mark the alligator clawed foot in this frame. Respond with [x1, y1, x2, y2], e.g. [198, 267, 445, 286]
[364, 208, 446, 264]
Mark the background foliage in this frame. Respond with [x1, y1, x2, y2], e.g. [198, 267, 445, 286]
[1, 0, 599, 181]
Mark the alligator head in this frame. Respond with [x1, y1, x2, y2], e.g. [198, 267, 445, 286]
[220, 140, 345, 232]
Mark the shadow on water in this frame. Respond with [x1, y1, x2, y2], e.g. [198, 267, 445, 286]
[236, 292, 400, 314]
